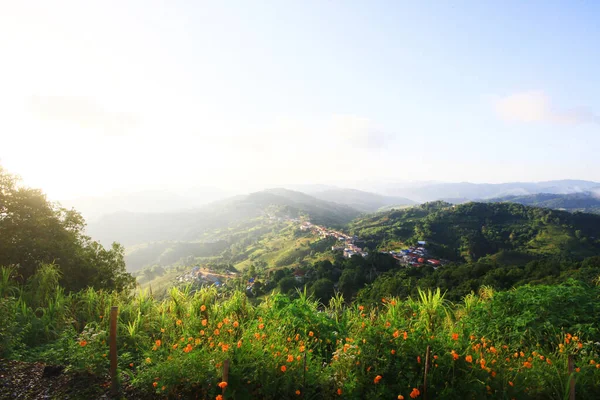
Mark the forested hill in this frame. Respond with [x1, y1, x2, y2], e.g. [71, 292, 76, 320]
[87, 188, 360, 247]
[350, 201, 600, 262]
[488, 192, 600, 214]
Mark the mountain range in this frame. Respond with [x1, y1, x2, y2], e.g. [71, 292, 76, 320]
[86, 188, 359, 247]
[487, 191, 600, 214]
[374, 179, 600, 203]
[65, 179, 600, 224]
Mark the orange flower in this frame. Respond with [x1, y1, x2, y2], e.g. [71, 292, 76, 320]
[233, 321, 239, 328]
[217, 322, 223, 329]
[452, 333, 459, 341]
[523, 361, 532, 369]
[451, 350, 459, 360]
[176, 319, 182, 326]
[216, 395, 223, 400]
[403, 331, 408, 340]
[296, 390, 301, 395]
[221, 344, 229, 352]
[509, 381, 514, 387]
[217, 381, 228, 389]
[183, 344, 193, 353]
[129, 363, 134, 367]
[409, 388, 421, 398]
[281, 365, 287, 372]
[299, 345, 306, 352]
[155, 339, 161, 347]
[153, 382, 158, 388]
[337, 388, 343, 395]
[202, 319, 207, 326]
[259, 323, 265, 330]
[200, 305, 206, 312]
[172, 344, 178, 349]
[465, 355, 473, 363]
[237, 340, 242, 348]
[309, 331, 314, 337]
[391, 349, 396, 355]
[417, 356, 421, 364]
[398, 396, 405, 400]
[374, 375, 382, 384]
[287, 354, 294, 362]
[214, 329, 220, 336]
[393, 330, 400, 338]
[358, 305, 364, 311]
[575, 367, 581, 372]
[79, 340, 87, 347]
[390, 300, 397, 306]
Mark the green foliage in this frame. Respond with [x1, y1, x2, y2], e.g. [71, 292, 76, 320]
[0, 166, 134, 292]
[351, 202, 600, 262]
[2, 268, 600, 398]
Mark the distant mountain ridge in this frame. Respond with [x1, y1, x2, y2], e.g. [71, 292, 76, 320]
[306, 188, 415, 212]
[378, 180, 600, 203]
[488, 192, 600, 214]
[86, 188, 360, 247]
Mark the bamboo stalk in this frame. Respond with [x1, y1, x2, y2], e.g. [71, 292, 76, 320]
[423, 345, 431, 400]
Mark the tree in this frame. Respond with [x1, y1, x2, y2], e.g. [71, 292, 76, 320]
[310, 278, 334, 302]
[0, 166, 134, 292]
[278, 277, 298, 295]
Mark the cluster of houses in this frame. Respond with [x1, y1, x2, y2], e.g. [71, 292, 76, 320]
[384, 241, 443, 267]
[300, 222, 368, 258]
[176, 266, 237, 286]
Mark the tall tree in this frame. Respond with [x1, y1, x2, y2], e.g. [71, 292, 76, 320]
[0, 166, 133, 292]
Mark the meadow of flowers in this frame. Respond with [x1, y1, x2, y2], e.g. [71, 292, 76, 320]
[2, 266, 600, 399]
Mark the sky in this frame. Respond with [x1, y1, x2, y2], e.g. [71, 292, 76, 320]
[1, 0, 599, 201]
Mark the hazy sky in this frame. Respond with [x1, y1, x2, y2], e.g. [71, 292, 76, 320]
[1, 0, 599, 200]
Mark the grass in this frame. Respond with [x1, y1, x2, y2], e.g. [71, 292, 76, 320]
[3, 265, 600, 399]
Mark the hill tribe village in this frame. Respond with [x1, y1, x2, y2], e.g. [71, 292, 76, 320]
[299, 221, 445, 267]
[174, 219, 447, 290]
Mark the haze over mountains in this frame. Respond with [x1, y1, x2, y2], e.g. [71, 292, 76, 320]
[73, 179, 600, 225]
[87, 188, 359, 247]
[76, 179, 600, 273]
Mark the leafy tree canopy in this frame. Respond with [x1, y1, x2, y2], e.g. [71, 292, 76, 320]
[0, 166, 133, 292]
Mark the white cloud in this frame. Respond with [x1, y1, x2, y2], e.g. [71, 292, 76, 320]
[494, 91, 599, 125]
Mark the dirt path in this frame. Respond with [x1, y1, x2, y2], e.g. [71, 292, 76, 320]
[0, 359, 156, 400]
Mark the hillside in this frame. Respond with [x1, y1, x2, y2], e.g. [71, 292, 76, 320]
[86, 189, 359, 272]
[87, 188, 360, 247]
[350, 201, 600, 262]
[489, 191, 600, 214]
[307, 188, 416, 212]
